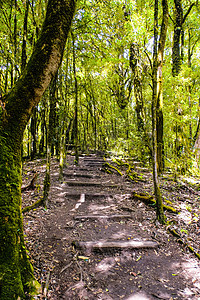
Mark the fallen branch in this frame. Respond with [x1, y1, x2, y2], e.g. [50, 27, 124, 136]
[131, 192, 178, 214]
[72, 239, 158, 251]
[61, 261, 74, 273]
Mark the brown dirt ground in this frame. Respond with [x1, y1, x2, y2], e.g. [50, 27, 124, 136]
[22, 155, 200, 300]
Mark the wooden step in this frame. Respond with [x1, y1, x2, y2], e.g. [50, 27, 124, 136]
[74, 214, 132, 220]
[83, 158, 105, 161]
[65, 192, 115, 199]
[66, 181, 118, 188]
[84, 162, 104, 166]
[63, 172, 94, 178]
[66, 181, 102, 187]
[73, 240, 159, 252]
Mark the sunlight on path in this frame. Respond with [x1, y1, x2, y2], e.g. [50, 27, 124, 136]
[71, 193, 85, 211]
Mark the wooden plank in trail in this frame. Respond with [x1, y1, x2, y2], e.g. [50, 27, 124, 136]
[74, 214, 132, 220]
[73, 240, 159, 251]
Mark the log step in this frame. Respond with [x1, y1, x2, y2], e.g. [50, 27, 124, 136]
[84, 162, 104, 166]
[63, 173, 94, 178]
[74, 214, 132, 220]
[83, 158, 105, 162]
[66, 181, 118, 188]
[66, 181, 102, 187]
[73, 240, 159, 251]
[65, 192, 114, 198]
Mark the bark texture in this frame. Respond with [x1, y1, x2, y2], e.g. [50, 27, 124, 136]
[0, 0, 76, 298]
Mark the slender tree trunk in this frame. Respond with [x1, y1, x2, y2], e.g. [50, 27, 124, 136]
[172, 0, 183, 76]
[21, 0, 29, 73]
[39, 104, 46, 156]
[187, 29, 193, 147]
[30, 107, 37, 160]
[71, 31, 79, 164]
[14, 0, 18, 83]
[172, 0, 195, 76]
[156, 0, 168, 174]
[129, 43, 152, 156]
[152, 0, 165, 224]
[43, 74, 57, 207]
[0, 1, 76, 298]
[59, 43, 70, 180]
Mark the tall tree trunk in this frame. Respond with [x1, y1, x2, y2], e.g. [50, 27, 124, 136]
[0, 1, 76, 298]
[39, 102, 46, 156]
[156, 0, 169, 174]
[71, 31, 79, 164]
[30, 107, 37, 160]
[43, 74, 57, 208]
[59, 43, 70, 180]
[14, 0, 18, 82]
[129, 43, 152, 156]
[172, 0, 183, 76]
[152, 0, 165, 224]
[172, 0, 195, 76]
[21, 0, 29, 73]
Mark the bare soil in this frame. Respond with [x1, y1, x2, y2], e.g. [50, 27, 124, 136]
[22, 155, 200, 300]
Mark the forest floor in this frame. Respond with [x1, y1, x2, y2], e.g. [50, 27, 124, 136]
[22, 154, 200, 300]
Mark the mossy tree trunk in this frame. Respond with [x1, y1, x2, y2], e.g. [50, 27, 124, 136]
[0, 0, 76, 298]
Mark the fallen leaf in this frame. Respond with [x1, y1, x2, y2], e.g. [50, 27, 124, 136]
[136, 255, 142, 262]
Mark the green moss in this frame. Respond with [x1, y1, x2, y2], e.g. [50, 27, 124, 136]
[132, 192, 178, 214]
[165, 200, 173, 205]
[0, 136, 38, 298]
[0, 264, 24, 299]
[103, 162, 123, 176]
[195, 252, 200, 260]
[163, 205, 177, 213]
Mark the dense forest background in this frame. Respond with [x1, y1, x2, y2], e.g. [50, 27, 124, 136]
[1, 0, 200, 176]
[1, 0, 200, 298]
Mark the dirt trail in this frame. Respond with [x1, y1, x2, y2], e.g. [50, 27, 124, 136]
[22, 155, 200, 299]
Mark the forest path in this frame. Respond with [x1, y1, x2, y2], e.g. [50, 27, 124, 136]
[22, 155, 200, 299]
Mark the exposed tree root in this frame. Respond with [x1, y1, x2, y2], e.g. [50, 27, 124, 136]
[21, 172, 38, 192]
[167, 226, 200, 260]
[102, 162, 123, 176]
[131, 192, 178, 214]
[102, 161, 144, 183]
[22, 198, 43, 214]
